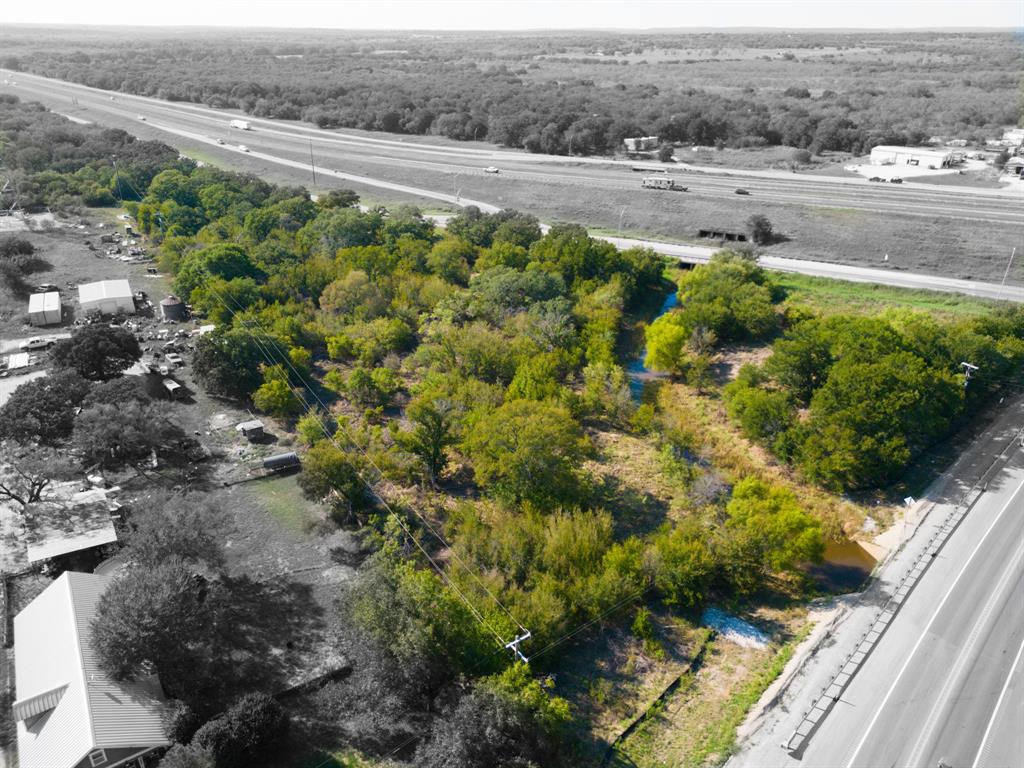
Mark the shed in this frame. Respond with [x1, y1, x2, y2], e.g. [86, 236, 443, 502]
[14, 572, 170, 768]
[1004, 157, 1024, 176]
[236, 419, 265, 440]
[27, 291, 61, 326]
[263, 452, 301, 472]
[78, 279, 135, 316]
[159, 294, 187, 321]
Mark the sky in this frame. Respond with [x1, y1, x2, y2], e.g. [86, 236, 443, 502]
[0, 0, 1020, 30]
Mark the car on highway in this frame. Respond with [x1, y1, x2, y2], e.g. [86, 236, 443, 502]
[238, 145, 250, 152]
[216, 138, 225, 145]
[890, 177, 904, 184]
[734, 188, 750, 195]
[484, 166, 500, 174]
[138, 115, 146, 121]
[869, 176, 885, 182]
[19, 337, 55, 351]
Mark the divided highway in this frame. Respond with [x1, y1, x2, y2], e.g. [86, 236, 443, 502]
[3, 70, 1023, 302]
[731, 408, 1024, 768]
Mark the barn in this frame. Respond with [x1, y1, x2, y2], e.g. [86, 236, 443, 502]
[78, 280, 135, 316]
[869, 146, 953, 169]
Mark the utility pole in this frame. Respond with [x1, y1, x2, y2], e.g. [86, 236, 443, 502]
[998, 246, 1016, 302]
[505, 630, 531, 664]
[308, 138, 317, 185]
[618, 206, 627, 237]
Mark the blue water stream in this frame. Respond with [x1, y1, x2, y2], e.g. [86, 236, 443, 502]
[627, 289, 679, 398]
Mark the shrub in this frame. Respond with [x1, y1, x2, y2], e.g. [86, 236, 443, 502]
[192, 693, 289, 768]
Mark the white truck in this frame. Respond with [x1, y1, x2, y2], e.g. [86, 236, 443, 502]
[229, 119, 251, 130]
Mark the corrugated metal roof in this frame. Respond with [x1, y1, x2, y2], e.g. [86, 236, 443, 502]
[12, 684, 68, 722]
[78, 280, 132, 304]
[14, 572, 170, 768]
[29, 291, 60, 313]
[25, 523, 118, 563]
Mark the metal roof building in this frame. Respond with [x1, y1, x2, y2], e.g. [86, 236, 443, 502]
[13, 572, 170, 768]
[869, 145, 954, 168]
[78, 280, 135, 316]
[28, 291, 61, 326]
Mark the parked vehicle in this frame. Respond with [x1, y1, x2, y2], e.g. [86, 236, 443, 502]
[19, 337, 54, 351]
[890, 178, 904, 184]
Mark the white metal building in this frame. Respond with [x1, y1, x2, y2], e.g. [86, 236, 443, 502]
[78, 280, 135, 316]
[869, 146, 953, 169]
[27, 291, 61, 326]
[13, 572, 170, 768]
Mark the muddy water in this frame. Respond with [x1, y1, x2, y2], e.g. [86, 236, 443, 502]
[812, 539, 878, 591]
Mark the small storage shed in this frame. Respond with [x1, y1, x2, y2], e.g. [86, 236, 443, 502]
[78, 279, 135, 316]
[236, 419, 265, 441]
[160, 294, 187, 321]
[28, 291, 61, 326]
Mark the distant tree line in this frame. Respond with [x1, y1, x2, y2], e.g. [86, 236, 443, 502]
[3, 28, 1019, 157]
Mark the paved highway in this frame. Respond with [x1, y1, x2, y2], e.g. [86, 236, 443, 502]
[731, 405, 1024, 768]
[3, 70, 1023, 302]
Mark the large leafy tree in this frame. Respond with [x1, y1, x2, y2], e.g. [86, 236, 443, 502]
[463, 400, 590, 506]
[192, 329, 267, 400]
[92, 558, 226, 697]
[717, 478, 824, 593]
[644, 312, 692, 375]
[192, 693, 289, 768]
[0, 370, 89, 444]
[397, 396, 459, 483]
[0, 444, 76, 510]
[175, 243, 263, 303]
[297, 441, 374, 522]
[51, 325, 141, 381]
[72, 400, 185, 468]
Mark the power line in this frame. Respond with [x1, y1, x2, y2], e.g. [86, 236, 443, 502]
[199, 283, 526, 648]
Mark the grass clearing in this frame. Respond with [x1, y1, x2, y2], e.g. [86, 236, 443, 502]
[616, 622, 809, 767]
[777, 272, 1009, 319]
[245, 472, 320, 534]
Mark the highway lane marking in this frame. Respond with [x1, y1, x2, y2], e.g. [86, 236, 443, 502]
[905, 538, 1024, 767]
[844, 475, 1024, 768]
[971, 632, 1024, 768]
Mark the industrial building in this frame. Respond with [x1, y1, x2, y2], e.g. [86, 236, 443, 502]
[13, 572, 170, 768]
[27, 291, 61, 326]
[78, 279, 135, 316]
[624, 136, 659, 152]
[869, 146, 954, 169]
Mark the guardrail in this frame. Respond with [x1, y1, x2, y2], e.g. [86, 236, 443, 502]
[783, 427, 1024, 755]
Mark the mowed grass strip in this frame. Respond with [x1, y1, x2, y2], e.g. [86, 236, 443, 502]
[777, 272, 1011, 318]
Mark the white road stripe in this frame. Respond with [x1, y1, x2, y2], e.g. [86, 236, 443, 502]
[971, 633, 1024, 768]
[844, 477, 1024, 768]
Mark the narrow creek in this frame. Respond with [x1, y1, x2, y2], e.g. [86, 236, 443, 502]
[626, 289, 678, 399]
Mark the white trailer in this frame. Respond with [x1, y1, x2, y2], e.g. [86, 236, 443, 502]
[229, 119, 251, 130]
[642, 176, 687, 191]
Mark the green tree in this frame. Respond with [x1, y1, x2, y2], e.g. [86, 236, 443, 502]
[0, 444, 76, 511]
[427, 237, 475, 285]
[192, 693, 289, 768]
[253, 376, 301, 417]
[644, 312, 691, 374]
[650, 522, 714, 608]
[746, 214, 774, 245]
[175, 243, 262, 303]
[192, 329, 267, 400]
[463, 400, 590, 506]
[398, 396, 458, 482]
[51, 325, 141, 381]
[297, 441, 374, 522]
[72, 401, 185, 468]
[0, 370, 89, 444]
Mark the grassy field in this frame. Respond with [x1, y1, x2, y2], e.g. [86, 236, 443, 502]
[776, 272, 1013, 319]
[616, 624, 809, 768]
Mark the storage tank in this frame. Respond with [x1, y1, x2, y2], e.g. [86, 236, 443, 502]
[160, 294, 187, 322]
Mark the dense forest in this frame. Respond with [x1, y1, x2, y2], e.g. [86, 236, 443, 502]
[1, 28, 1020, 156]
[3, 97, 1023, 767]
